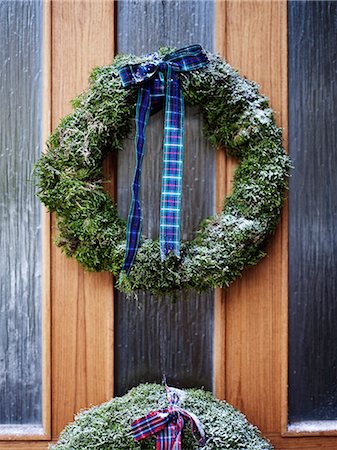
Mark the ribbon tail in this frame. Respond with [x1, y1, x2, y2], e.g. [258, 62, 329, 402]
[159, 67, 184, 261]
[172, 416, 184, 450]
[181, 409, 206, 446]
[156, 417, 184, 450]
[122, 86, 151, 275]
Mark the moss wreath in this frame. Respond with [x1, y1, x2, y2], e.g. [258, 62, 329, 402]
[35, 48, 290, 295]
[51, 384, 273, 450]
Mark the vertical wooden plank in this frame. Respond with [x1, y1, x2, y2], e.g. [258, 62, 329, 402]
[216, 0, 288, 434]
[213, 0, 228, 401]
[213, 288, 226, 400]
[288, 1, 337, 428]
[114, 0, 216, 396]
[0, 0, 46, 438]
[42, 0, 52, 440]
[51, 0, 115, 438]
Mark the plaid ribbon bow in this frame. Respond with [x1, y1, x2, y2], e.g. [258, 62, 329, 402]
[131, 386, 206, 450]
[118, 45, 209, 274]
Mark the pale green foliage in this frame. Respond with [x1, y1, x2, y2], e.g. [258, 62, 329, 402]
[34, 49, 291, 295]
[50, 384, 273, 450]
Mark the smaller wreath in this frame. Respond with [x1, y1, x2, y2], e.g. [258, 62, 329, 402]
[50, 383, 274, 450]
[35, 46, 290, 295]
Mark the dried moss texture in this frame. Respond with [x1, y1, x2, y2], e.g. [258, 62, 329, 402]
[35, 49, 290, 295]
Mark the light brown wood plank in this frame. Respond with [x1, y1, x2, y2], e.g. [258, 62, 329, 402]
[217, 0, 288, 434]
[214, 2, 229, 401]
[213, 148, 227, 398]
[0, 443, 55, 449]
[51, 0, 115, 438]
[267, 434, 337, 449]
[214, 288, 226, 400]
[41, 0, 52, 440]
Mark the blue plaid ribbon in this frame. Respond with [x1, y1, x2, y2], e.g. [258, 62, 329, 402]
[131, 386, 206, 450]
[119, 45, 209, 275]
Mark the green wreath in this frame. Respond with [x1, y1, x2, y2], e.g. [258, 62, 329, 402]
[51, 384, 273, 450]
[35, 48, 290, 295]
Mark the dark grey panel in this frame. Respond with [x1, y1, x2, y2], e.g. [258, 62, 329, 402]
[117, 0, 215, 56]
[0, 1, 43, 424]
[288, 1, 337, 422]
[115, 0, 215, 396]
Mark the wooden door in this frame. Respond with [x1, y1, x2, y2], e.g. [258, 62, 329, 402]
[1, 1, 337, 449]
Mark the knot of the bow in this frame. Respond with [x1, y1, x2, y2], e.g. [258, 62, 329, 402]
[119, 45, 209, 275]
[131, 387, 205, 450]
[119, 44, 208, 88]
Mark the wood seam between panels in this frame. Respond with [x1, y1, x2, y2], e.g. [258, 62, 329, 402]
[213, 0, 228, 401]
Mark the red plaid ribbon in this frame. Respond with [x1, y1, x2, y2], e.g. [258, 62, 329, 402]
[131, 387, 205, 450]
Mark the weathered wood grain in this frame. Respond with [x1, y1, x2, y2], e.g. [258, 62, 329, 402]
[115, 109, 215, 393]
[114, 0, 216, 395]
[0, 0, 44, 434]
[288, 0, 337, 425]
